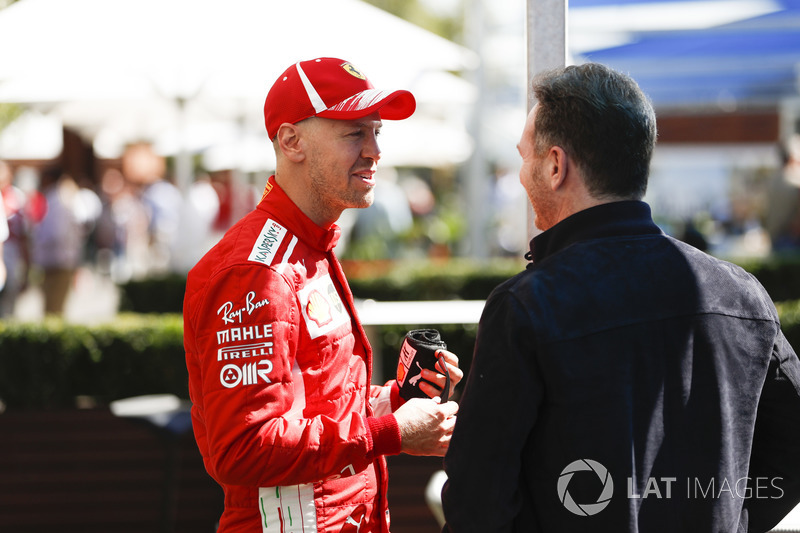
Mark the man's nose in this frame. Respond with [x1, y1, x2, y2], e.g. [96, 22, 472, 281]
[363, 132, 381, 161]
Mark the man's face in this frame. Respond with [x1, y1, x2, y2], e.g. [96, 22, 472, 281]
[518, 105, 557, 231]
[301, 112, 382, 223]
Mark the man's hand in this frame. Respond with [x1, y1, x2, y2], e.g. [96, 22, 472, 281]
[394, 397, 459, 457]
[418, 349, 464, 400]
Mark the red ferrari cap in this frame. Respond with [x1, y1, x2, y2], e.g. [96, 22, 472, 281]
[264, 57, 416, 139]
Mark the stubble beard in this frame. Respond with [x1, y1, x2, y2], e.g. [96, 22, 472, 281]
[307, 155, 374, 222]
[528, 164, 556, 232]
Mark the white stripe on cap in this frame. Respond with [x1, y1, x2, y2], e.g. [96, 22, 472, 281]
[295, 62, 327, 113]
[329, 89, 392, 112]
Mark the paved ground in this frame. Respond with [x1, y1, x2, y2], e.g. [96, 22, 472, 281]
[12, 267, 121, 324]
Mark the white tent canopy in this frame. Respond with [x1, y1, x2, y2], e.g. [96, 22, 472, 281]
[0, 0, 477, 181]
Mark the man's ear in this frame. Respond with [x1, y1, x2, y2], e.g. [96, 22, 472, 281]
[275, 123, 306, 163]
[547, 146, 569, 191]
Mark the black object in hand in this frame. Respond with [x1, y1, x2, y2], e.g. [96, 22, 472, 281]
[396, 329, 450, 402]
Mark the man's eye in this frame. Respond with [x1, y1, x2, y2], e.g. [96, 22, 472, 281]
[347, 128, 380, 138]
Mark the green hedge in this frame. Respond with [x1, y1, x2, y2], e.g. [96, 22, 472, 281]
[119, 255, 800, 314]
[733, 254, 800, 303]
[0, 314, 480, 410]
[345, 259, 523, 302]
[8, 255, 800, 410]
[118, 273, 188, 313]
[0, 314, 186, 410]
[119, 259, 525, 313]
[3, 299, 800, 410]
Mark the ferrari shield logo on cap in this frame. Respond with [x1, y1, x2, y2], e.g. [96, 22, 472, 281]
[341, 62, 366, 80]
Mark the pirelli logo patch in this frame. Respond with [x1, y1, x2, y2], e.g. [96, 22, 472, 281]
[249, 219, 287, 266]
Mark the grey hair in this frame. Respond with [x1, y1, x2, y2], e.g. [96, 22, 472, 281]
[531, 63, 657, 200]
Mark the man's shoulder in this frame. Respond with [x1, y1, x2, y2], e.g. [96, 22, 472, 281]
[183, 210, 310, 322]
[186, 211, 294, 292]
[666, 236, 763, 286]
[500, 233, 775, 316]
[202, 208, 302, 266]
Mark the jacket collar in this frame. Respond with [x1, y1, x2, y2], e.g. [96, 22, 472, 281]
[258, 175, 341, 253]
[527, 201, 662, 265]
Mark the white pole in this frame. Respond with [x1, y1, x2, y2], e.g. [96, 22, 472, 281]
[526, 0, 568, 107]
[175, 96, 192, 193]
[525, 0, 568, 240]
[464, 0, 488, 259]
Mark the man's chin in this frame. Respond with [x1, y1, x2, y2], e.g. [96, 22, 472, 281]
[355, 192, 375, 209]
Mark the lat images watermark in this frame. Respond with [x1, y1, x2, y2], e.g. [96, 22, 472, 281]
[558, 459, 614, 516]
[558, 460, 785, 517]
[627, 476, 785, 500]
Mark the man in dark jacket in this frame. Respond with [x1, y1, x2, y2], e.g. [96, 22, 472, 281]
[441, 63, 800, 532]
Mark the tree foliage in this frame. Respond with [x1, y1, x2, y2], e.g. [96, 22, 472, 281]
[363, 0, 464, 43]
[0, 103, 22, 134]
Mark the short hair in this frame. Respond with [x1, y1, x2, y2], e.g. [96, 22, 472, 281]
[531, 63, 657, 200]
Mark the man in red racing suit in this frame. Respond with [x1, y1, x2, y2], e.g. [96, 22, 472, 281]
[184, 58, 460, 533]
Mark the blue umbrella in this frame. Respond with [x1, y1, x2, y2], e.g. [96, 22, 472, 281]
[574, 0, 800, 108]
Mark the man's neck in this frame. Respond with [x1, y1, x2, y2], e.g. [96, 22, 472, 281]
[274, 169, 339, 229]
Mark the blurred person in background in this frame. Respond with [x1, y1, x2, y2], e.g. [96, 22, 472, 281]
[344, 167, 413, 259]
[765, 135, 800, 251]
[0, 197, 8, 296]
[678, 217, 709, 252]
[74, 176, 103, 265]
[489, 163, 528, 256]
[31, 167, 97, 316]
[442, 63, 800, 532]
[184, 57, 462, 532]
[209, 169, 258, 235]
[169, 173, 220, 274]
[0, 159, 31, 318]
[121, 142, 183, 275]
[94, 167, 151, 282]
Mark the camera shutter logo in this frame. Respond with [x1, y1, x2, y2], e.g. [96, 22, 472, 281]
[557, 459, 614, 516]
